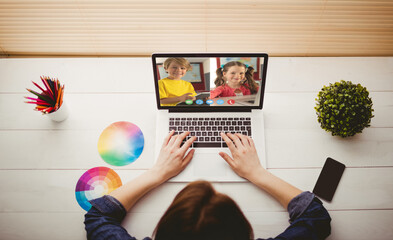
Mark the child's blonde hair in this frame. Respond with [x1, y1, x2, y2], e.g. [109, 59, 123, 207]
[163, 58, 192, 71]
[215, 61, 258, 94]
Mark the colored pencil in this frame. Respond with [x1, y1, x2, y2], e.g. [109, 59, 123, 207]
[25, 76, 65, 114]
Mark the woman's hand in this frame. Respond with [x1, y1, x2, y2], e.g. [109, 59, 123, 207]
[151, 131, 196, 182]
[219, 132, 266, 181]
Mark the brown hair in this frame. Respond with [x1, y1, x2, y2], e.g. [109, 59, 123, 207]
[215, 61, 258, 94]
[163, 57, 192, 71]
[153, 180, 254, 240]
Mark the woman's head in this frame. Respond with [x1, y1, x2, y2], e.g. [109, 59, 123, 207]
[215, 61, 258, 93]
[153, 180, 253, 240]
[163, 57, 192, 80]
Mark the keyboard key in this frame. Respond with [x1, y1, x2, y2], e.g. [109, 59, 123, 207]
[193, 142, 221, 148]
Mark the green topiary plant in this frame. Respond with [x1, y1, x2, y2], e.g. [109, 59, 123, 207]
[315, 80, 374, 137]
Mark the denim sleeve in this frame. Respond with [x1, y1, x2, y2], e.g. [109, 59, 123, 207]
[84, 195, 137, 240]
[258, 191, 331, 240]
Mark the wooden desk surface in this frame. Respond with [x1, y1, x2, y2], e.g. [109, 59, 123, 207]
[0, 57, 392, 240]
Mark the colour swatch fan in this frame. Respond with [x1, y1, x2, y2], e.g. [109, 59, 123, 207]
[98, 121, 144, 166]
[75, 167, 122, 211]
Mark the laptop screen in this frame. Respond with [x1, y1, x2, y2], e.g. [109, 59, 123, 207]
[152, 53, 268, 111]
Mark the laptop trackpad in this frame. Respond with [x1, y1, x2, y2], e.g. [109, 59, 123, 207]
[193, 151, 229, 177]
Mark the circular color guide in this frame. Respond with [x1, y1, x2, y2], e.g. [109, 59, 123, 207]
[98, 121, 144, 166]
[75, 167, 122, 211]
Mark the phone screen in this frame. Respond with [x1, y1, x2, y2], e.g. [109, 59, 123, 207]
[312, 157, 345, 201]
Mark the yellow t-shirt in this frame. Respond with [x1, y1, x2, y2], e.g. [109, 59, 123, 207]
[158, 78, 197, 106]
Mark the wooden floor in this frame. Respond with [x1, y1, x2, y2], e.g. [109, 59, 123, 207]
[0, 57, 392, 239]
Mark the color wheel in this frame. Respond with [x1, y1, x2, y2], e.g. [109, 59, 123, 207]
[75, 167, 122, 211]
[98, 121, 144, 166]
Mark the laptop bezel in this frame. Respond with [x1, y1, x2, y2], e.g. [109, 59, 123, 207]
[152, 53, 268, 112]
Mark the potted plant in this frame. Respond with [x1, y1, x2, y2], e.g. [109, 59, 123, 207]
[315, 80, 374, 137]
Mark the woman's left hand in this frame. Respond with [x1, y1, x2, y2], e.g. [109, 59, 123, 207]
[151, 131, 196, 181]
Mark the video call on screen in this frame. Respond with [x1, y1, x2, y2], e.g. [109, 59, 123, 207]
[156, 56, 265, 107]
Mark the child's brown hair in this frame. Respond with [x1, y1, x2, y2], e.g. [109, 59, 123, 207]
[163, 57, 192, 71]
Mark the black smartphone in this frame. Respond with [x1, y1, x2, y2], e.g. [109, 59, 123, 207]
[312, 157, 346, 201]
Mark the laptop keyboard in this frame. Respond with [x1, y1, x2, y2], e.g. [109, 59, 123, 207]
[169, 117, 252, 148]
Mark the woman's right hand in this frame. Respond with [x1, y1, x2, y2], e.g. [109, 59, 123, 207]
[151, 131, 196, 182]
[219, 132, 266, 181]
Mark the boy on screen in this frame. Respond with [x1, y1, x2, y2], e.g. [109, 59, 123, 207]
[159, 57, 197, 106]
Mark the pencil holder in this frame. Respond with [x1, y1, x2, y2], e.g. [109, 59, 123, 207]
[47, 102, 69, 122]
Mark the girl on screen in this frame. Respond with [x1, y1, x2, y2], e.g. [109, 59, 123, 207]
[158, 57, 197, 106]
[210, 61, 259, 99]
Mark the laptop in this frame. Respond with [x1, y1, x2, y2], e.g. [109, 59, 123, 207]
[152, 53, 268, 182]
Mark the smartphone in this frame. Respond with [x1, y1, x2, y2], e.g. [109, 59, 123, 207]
[312, 157, 346, 201]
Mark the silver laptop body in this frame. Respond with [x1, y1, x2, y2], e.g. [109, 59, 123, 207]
[152, 53, 268, 182]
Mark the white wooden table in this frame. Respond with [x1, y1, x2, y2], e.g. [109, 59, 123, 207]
[0, 57, 392, 240]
